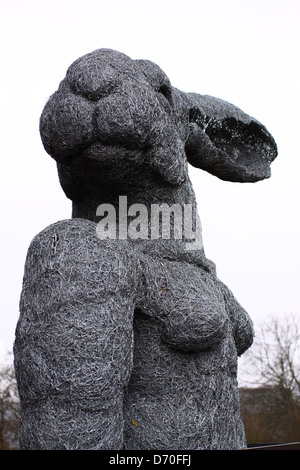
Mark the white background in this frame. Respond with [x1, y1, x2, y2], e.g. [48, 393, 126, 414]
[1, 0, 299, 381]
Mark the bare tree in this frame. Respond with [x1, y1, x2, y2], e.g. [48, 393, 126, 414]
[245, 314, 300, 402]
[239, 314, 300, 443]
[0, 353, 20, 449]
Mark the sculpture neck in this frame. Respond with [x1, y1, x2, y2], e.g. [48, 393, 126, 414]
[71, 177, 197, 223]
[71, 177, 203, 253]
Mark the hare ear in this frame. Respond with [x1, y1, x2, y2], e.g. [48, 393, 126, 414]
[185, 93, 277, 182]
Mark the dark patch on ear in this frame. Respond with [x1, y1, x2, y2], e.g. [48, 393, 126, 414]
[186, 98, 277, 182]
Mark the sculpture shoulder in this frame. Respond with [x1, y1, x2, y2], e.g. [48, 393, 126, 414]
[27, 218, 97, 251]
[22, 218, 138, 292]
[25, 217, 135, 259]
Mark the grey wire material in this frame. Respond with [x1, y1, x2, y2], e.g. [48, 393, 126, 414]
[14, 49, 277, 450]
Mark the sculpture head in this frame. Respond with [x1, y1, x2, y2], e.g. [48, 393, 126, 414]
[40, 48, 277, 202]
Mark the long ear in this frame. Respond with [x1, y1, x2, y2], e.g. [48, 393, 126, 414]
[185, 93, 277, 182]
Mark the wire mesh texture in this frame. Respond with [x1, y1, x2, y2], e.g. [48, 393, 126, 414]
[14, 49, 277, 450]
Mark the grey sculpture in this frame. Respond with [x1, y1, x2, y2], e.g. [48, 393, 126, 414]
[14, 49, 277, 450]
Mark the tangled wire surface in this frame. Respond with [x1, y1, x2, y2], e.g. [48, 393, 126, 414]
[14, 49, 277, 450]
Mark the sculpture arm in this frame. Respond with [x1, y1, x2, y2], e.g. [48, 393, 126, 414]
[14, 219, 136, 449]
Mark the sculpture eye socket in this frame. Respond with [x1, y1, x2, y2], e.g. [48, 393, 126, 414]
[158, 84, 172, 105]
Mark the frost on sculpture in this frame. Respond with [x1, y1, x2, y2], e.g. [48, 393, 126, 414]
[14, 49, 277, 450]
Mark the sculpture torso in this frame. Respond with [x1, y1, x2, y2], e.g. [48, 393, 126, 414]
[123, 248, 245, 450]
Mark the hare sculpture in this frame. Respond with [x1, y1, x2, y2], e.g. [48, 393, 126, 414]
[14, 49, 277, 450]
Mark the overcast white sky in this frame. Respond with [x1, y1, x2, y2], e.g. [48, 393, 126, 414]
[1, 0, 299, 372]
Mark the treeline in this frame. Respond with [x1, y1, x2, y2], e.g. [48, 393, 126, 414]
[239, 313, 300, 445]
[240, 385, 300, 444]
[0, 358, 20, 450]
